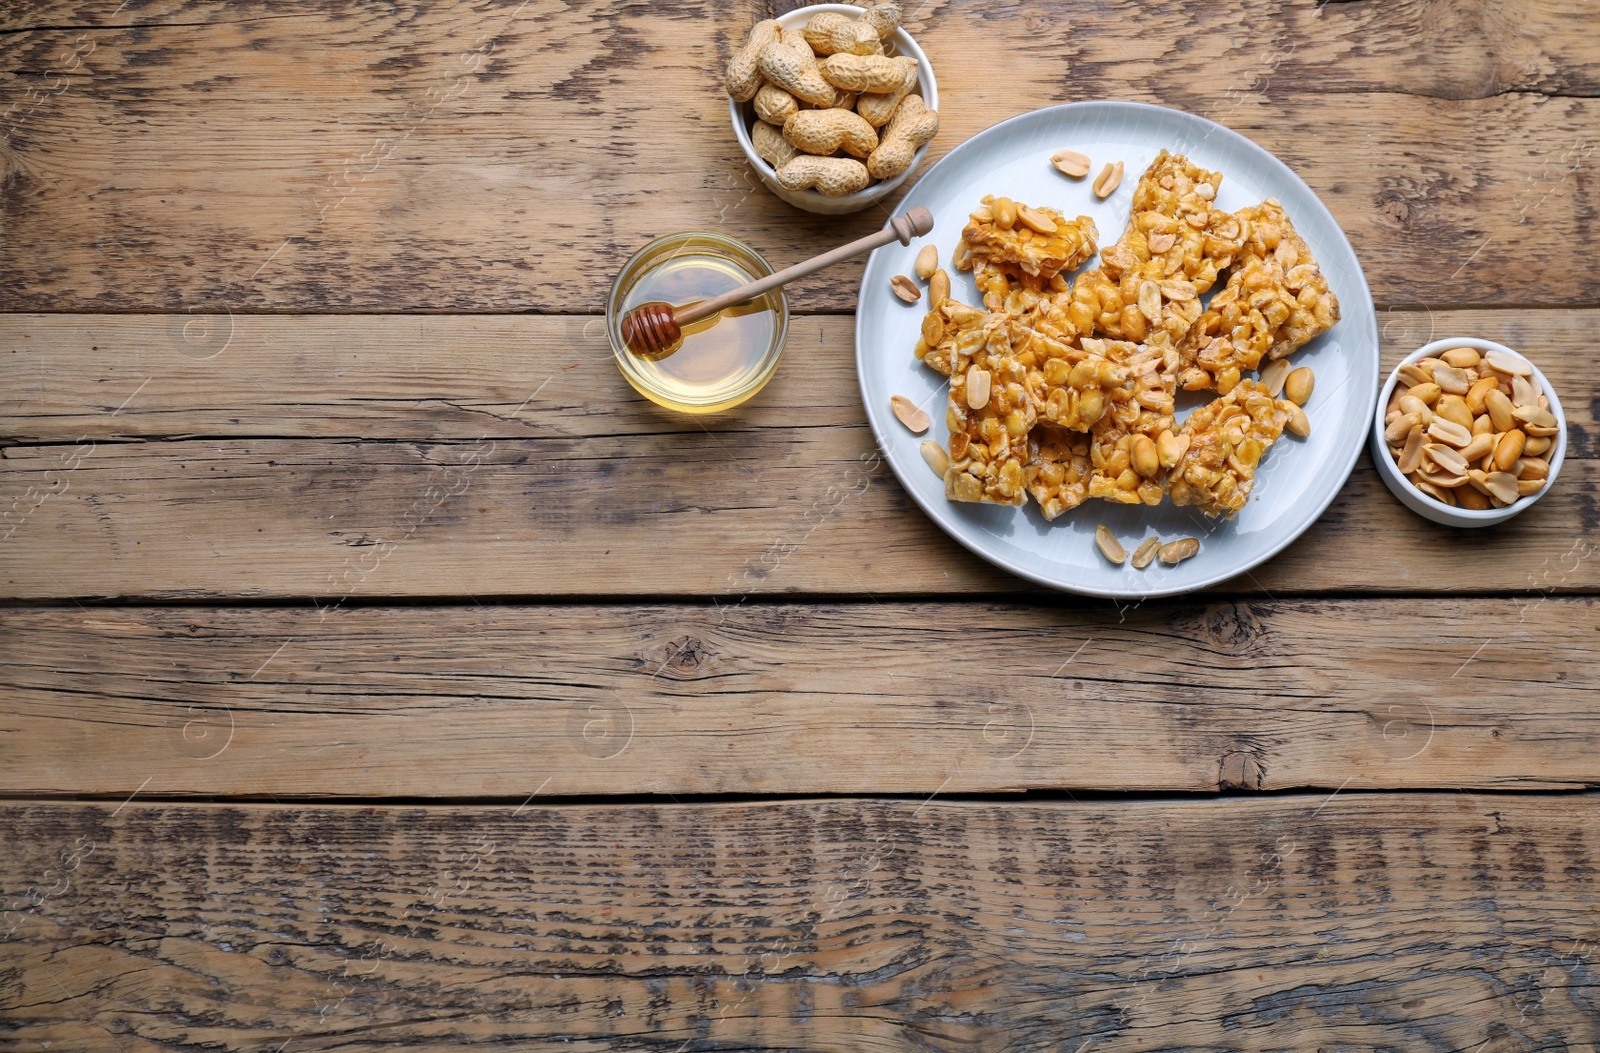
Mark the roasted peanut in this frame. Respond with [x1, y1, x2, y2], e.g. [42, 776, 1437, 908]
[1284, 367, 1314, 405]
[1458, 432, 1495, 463]
[891, 394, 930, 433]
[1095, 525, 1128, 565]
[928, 268, 950, 310]
[965, 364, 991, 409]
[1017, 205, 1058, 234]
[726, 20, 782, 102]
[1441, 346, 1481, 368]
[1406, 382, 1442, 406]
[866, 93, 937, 179]
[855, 57, 918, 126]
[1511, 374, 1540, 409]
[1398, 426, 1425, 473]
[1465, 376, 1499, 415]
[775, 155, 871, 195]
[1493, 428, 1526, 472]
[920, 438, 949, 477]
[914, 244, 938, 280]
[1483, 471, 1519, 505]
[1131, 536, 1161, 569]
[1432, 364, 1470, 394]
[759, 40, 837, 107]
[1435, 393, 1473, 430]
[1131, 435, 1160, 478]
[890, 274, 920, 302]
[1051, 149, 1091, 178]
[1093, 160, 1124, 198]
[990, 196, 1018, 230]
[1282, 400, 1310, 437]
[1485, 388, 1515, 432]
[1385, 412, 1418, 444]
[1158, 537, 1200, 565]
[1157, 428, 1189, 469]
[1259, 359, 1291, 397]
[784, 108, 878, 158]
[753, 82, 799, 125]
[1484, 348, 1533, 376]
[1427, 417, 1472, 447]
[803, 11, 879, 55]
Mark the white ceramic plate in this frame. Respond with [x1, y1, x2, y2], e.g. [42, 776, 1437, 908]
[856, 101, 1379, 598]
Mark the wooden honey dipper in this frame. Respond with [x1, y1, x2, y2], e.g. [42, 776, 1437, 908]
[621, 206, 934, 357]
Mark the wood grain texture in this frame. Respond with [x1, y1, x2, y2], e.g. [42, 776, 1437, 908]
[2, 599, 1596, 797]
[1, 0, 1597, 312]
[4, 310, 1597, 444]
[3, 311, 1597, 599]
[3, 795, 1598, 1050]
[3, 433, 1597, 598]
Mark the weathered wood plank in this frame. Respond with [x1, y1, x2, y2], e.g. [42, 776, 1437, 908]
[2, 796, 1597, 1049]
[3, 310, 1596, 443]
[1, 437, 1594, 598]
[2, 599, 1595, 797]
[1, 1, 1597, 311]
[2, 310, 1596, 599]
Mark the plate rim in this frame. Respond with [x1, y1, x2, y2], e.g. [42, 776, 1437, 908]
[853, 99, 1380, 599]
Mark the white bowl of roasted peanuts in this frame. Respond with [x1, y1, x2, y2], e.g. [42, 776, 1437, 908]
[1372, 337, 1566, 527]
[725, 3, 939, 215]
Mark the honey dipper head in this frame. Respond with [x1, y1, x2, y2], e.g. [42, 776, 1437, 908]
[621, 301, 683, 357]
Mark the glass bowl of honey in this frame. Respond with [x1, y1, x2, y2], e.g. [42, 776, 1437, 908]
[607, 232, 789, 413]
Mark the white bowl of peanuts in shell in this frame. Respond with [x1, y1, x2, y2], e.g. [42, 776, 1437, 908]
[1371, 337, 1566, 527]
[725, 3, 939, 215]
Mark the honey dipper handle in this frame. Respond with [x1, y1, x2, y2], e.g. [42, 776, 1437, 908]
[673, 207, 935, 329]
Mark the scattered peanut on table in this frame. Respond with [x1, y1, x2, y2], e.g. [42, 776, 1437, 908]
[1382, 347, 1559, 510]
[726, 3, 939, 196]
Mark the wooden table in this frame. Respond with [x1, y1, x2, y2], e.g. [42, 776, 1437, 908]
[3, 1, 1597, 1048]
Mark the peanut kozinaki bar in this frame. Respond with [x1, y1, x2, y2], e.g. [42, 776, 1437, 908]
[1167, 379, 1291, 517]
[1058, 152, 1249, 346]
[959, 195, 1098, 286]
[945, 319, 1038, 506]
[1084, 339, 1178, 507]
[1177, 198, 1341, 393]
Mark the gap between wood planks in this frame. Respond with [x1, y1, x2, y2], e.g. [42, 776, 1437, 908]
[0, 787, 1594, 807]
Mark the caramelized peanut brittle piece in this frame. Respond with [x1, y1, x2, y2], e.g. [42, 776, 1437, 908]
[1019, 332, 1142, 435]
[962, 195, 1098, 283]
[1084, 342, 1177, 506]
[1025, 424, 1093, 520]
[1176, 199, 1341, 393]
[1065, 152, 1249, 346]
[945, 321, 1038, 507]
[1236, 199, 1340, 358]
[1167, 379, 1290, 517]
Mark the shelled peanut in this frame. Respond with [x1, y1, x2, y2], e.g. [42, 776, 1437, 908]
[725, 3, 940, 197]
[1381, 346, 1560, 510]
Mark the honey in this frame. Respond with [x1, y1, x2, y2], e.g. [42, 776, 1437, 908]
[609, 232, 788, 413]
